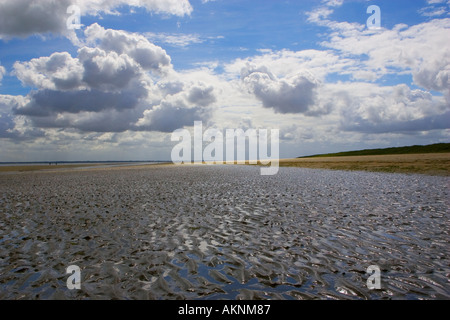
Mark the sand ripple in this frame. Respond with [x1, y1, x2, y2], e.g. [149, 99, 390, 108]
[0, 166, 449, 299]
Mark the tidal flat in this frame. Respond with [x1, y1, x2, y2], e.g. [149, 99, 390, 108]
[0, 165, 448, 300]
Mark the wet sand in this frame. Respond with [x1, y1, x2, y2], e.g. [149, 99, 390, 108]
[0, 162, 169, 173]
[0, 165, 449, 300]
[0, 164, 107, 173]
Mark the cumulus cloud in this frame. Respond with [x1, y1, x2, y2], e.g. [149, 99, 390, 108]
[0, 96, 19, 138]
[0, 0, 192, 39]
[0, 0, 72, 38]
[241, 64, 320, 114]
[187, 84, 216, 107]
[307, 0, 450, 117]
[309, 10, 450, 101]
[0, 64, 5, 84]
[136, 100, 210, 133]
[413, 49, 450, 96]
[11, 25, 157, 129]
[13, 52, 84, 91]
[335, 83, 450, 134]
[2, 0, 449, 150]
[135, 81, 216, 132]
[15, 87, 145, 117]
[343, 111, 450, 133]
[28, 107, 144, 133]
[0, 95, 46, 140]
[7, 24, 216, 134]
[78, 47, 143, 91]
[13, 24, 172, 92]
[84, 24, 172, 73]
[226, 49, 352, 85]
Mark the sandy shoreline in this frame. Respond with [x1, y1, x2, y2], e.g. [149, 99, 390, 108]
[0, 162, 173, 173]
[1, 153, 449, 176]
[278, 153, 450, 176]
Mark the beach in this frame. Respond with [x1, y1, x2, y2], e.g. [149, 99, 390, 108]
[279, 153, 450, 176]
[0, 164, 449, 299]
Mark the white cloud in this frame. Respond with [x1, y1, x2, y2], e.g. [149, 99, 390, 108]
[223, 41, 449, 134]
[221, 24, 449, 134]
[7, 24, 217, 135]
[76, 0, 193, 17]
[309, 11, 450, 101]
[419, 7, 447, 17]
[12, 24, 172, 93]
[226, 49, 353, 82]
[136, 99, 210, 133]
[144, 32, 224, 48]
[241, 64, 320, 115]
[145, 33, 204, 48]
[0, 0, 72, 38]
[306, 0, 346, 25]
[0, 65, 5, 84]
[2, 2, 449, 157]
[306, 7, 334, 24]
[13, 52, 84, 91]
[78, 47, 143, 91]
[323, 0, 343, 7]
[135, 81, 216, 132]
[84, 24, 172, 73]
[0, 0, 192, 39]
[0, 95, 45, 140]
[324, 82, 450, 134]
[419, 0, 449, 17]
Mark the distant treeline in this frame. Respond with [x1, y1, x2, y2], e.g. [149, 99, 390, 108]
[300, 143, 450, 158]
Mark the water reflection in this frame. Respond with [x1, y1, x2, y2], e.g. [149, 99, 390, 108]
[0, 166, 448, 299]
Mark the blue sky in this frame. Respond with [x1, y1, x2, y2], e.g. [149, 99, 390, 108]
[0, 0, 449, 161]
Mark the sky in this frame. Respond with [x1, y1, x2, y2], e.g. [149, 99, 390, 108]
[0, 0, 449, 162]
